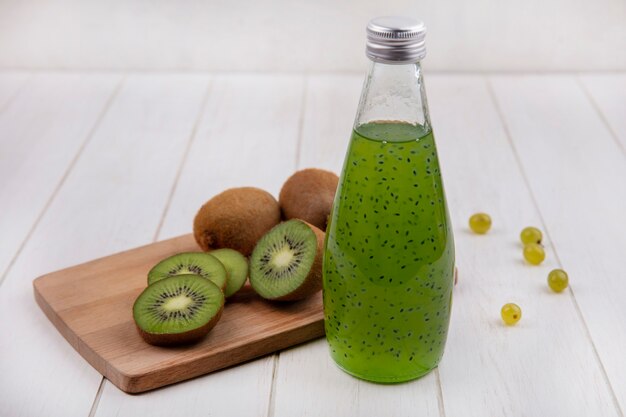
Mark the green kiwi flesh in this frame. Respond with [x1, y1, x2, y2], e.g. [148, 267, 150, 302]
[249, 220, 323, 301]
[209, 248, 249, 298]
[147, 252, 227, 290]
[133, 274, 224, 346]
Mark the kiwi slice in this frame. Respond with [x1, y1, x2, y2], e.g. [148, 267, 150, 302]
[249, 219, 324, 301]
[133, 274, 224, 346]
[210, 248, 249, 298]
[148, 252, 227, 290]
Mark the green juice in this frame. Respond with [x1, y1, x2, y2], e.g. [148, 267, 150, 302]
[323, 121, 455, 382]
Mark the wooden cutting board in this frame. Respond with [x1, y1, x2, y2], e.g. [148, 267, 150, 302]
[33, 234, 324, 394]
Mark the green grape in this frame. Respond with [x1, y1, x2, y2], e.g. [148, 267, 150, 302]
[520, 226, 542, 245]
[501, 303, 522, 325]
[523, 243, 545, 265]
[548, 269, 569, 292]
[469, 213, 492, 234]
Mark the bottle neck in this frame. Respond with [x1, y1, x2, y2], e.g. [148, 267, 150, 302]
[354, 61, 431, 133]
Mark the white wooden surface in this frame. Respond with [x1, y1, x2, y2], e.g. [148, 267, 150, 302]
[579, 74, 626, 151]
[0, 73, 120, 281]
[431, 75, 620, 417]
[0, 73, 208, 416]
[0, 71, 624, 417]
[490, 75, 626, 411]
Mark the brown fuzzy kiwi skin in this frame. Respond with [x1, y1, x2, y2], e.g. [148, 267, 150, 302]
[279, 169, 339, 231]
[272, 221, 325, 302]
[193, 187, 281, 257]
[135, 300, 224, 346]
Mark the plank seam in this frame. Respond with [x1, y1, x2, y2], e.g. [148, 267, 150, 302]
[435, 368, 448, 417]
[294, 75, 308, 170]
[575, 75, 626, 159]
[268, 75, 307, 417]
[0, 73, 33, 116]
[0, 74, 126, 288]
[87, 377, 106, 417]
[152, 75, 214, 241]
[485, 76, 625, 417]
[266, 355, 280, 417]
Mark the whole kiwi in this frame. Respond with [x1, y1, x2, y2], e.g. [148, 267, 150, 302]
[193, 187, 281, 256]
[279, 168, 339, 230]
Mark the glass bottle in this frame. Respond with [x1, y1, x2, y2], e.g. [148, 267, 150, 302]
[323, 16, 455, 383]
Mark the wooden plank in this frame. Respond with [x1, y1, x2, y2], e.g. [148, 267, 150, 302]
[579, 74, 626, 152]
[428, 74, 621, 417]
[489, 74, 626, 413]
[94, 74, 304, 416]
[94, 359, 274, 416]
[271, 75, 443, 417]
[0, 71, 30, 111]
[0, 73, 120, 280]
[0, 74, 209, 416]
[33, 234, 324, 393]
[275, 338, 443, 417]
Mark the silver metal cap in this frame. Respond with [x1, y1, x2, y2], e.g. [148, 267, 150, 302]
[366, 16, 427, 64]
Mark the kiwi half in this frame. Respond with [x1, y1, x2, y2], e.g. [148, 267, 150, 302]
[249, 220, 323, 301]
[193, 187, 281, 256]
[133, 274, 224, 346]
[210, 248, 249, 298]
[147, 252, 227, 290]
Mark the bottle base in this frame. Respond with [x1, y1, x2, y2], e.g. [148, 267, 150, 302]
[330, 356, 437, 384]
